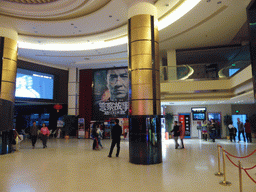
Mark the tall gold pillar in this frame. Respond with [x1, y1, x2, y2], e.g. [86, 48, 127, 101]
[128, 2, 162, 164]
[0, 28, 18, 154]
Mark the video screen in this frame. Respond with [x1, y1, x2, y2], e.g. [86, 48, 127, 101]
[193, 113, 206, 120]
[15, 68, 54, 100]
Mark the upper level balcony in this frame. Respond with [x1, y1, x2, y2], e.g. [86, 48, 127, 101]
[160, 60, 254, 105]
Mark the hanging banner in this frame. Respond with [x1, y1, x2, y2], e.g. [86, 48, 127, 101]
[92, 68, 129, 120]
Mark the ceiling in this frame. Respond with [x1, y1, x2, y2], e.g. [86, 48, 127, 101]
[0, 0, 255, 105]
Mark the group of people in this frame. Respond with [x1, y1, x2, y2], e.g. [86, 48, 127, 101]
[91, 123, 104, 150]
[27, 121, 50, 149]
[12, 122, 50, 151]
[91, 119, 123, 158]
[228, 118, 252, 143]
[202, 119, 218, 142]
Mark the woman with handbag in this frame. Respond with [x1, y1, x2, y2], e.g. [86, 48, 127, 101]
[40, 123, 50, 148]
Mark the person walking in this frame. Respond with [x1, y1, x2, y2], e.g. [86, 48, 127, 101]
[170, 121, 180, 149]
[210, 119, 216, 142]
[108, 119, 122, 157]
[244, 119, 252, 143]
[237, 118, 245, 142]
[228, 122, 237, 142]
[40, 123, 50, 148]
[201, 120, 208, 141]
[30, 121, 38, 149]
[97, 127, 103, 149]
[179, 122, 185, 149]
[91, 123, 99, 150]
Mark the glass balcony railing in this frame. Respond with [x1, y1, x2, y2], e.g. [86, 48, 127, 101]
[160, 60, 251, 82]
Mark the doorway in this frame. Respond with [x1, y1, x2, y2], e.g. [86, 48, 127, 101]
[232, 114, 247, 141]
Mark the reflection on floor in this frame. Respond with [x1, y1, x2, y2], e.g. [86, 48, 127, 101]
[0, 138, 255, 192]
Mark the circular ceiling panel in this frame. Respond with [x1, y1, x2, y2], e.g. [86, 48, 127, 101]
[5, 0, 58, 4]
[0, 0, 111, 20]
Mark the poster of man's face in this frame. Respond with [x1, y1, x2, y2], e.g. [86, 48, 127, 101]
[93, 68, 129, 120]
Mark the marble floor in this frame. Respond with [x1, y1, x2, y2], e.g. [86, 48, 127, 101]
[0, 138, 255, 192]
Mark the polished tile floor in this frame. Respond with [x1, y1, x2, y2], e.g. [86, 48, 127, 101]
[0, 138, 255, 192]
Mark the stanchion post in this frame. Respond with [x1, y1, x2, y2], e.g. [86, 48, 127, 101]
[219, 148, 231, 186]
[215, 144, 224, 176]
[238, 160, 242, 192]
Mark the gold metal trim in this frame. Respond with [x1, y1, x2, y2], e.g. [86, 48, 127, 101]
[131, 41, 152, 56]
[131, 55, 152, 70]
[131, 100, 153, 115]
[130, 15, 151, 29]
[132, 84, 153, 100]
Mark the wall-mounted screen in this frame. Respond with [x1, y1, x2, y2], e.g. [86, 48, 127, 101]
[193, 113, 205, 120]
[191, 107, 206, 121]
[15, 68, 54, 100]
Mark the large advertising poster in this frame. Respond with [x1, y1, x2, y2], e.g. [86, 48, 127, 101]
[92, 68, 129, 120]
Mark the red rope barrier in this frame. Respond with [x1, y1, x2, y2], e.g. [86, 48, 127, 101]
[225, 153, 239, 168]
[225, 152, 256, 170]
[219, 145, 256, 159]
[219, 145, 256, 184]
[243, 169, 256, 184]
[244, 164, 256, 171]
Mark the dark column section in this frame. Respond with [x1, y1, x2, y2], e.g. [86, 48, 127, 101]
[0, 37, 3, 92]
[0, 99, 14, 154]
[129, 116, 162, 164]
[247, 0, 256, 99]
[79, 69, 93, 134]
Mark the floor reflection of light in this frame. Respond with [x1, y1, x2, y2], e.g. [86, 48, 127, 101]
[162, 141, 167, 159]
[11, 184, 35, 192]
[210, 155, 216, 166]
[195, 166, 209, 171]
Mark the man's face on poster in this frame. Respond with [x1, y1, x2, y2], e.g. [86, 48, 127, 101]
[107, 69, 128, 101]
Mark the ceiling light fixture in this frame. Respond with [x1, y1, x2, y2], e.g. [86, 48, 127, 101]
[158, 0, 202, 30]
[18, 0, 202, 51]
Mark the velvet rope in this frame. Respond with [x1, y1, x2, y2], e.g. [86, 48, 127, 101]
[225, 153, 256, 184]
[243, 164, 256, 171]
[225, 153, 239, 168]
[243, 169, 256, 184]
[219, 145, 256, 159]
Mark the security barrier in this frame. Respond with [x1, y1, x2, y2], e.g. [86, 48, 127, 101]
[215, 145, 256, 191]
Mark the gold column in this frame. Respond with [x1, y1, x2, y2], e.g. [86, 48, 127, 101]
[129, 14, 160, 116]
[128, 7, 162, 164]
[1, 37, 18, 102]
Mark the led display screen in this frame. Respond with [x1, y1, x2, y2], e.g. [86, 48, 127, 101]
[15, 68, 54, 100]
